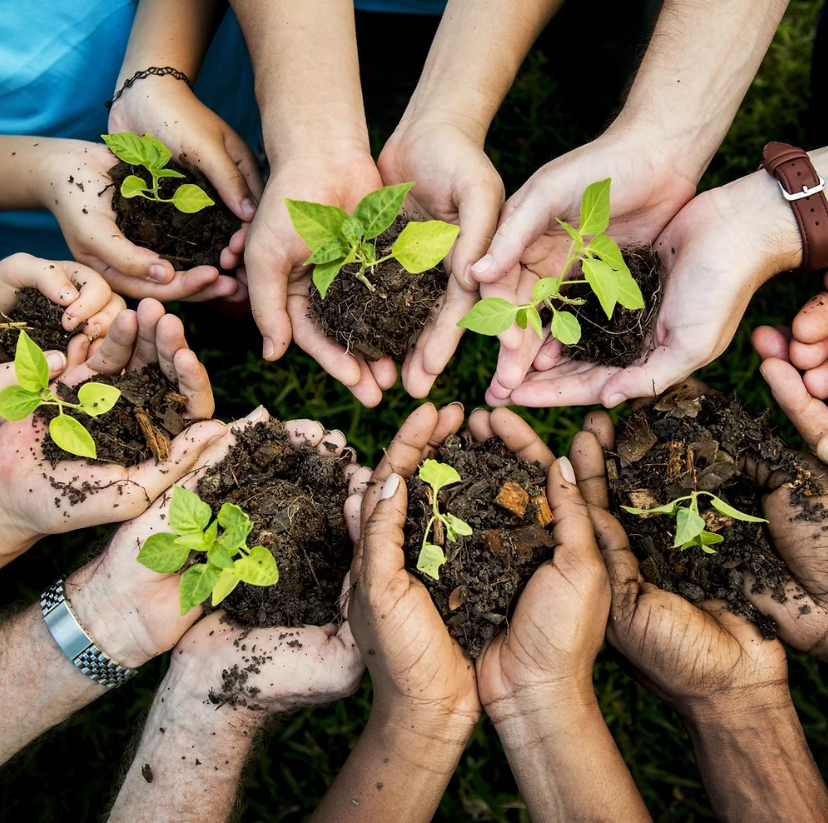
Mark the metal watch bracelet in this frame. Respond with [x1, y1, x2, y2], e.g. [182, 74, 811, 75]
[40, 579, 137, 690]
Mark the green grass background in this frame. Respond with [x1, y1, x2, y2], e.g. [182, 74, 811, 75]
[2, 2, 827, 820]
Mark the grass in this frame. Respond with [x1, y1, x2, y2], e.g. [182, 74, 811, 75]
[1, 2, 826, 820]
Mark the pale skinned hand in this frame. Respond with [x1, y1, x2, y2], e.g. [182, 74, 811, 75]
[39, 138, 243, 302]
[0, 299, 221, 565]
[379, 121, 505, 397]
[569, 411, 788, 716]
[69, 405, 368, 674]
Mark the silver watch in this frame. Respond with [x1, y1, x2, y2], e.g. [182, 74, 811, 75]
[41, 578, 138, 690]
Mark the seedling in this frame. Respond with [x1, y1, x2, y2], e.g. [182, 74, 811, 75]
[286, 182, 459, 298]
[416, 459, 472, 580]
[0, 330, 120, 459]
[458, 179, 644, 345]
[102, 132, 215, 214]
[137, 485, 279, 615]
[622, 491, 767, 554]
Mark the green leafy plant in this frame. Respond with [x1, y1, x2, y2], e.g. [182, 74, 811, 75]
[622, 491, 767, 554]
[457, 178, 644, 345]
[102, 132, 215, 214]
[416, 459, 472, 580]
[285, 182, 460, 298]
[0, 330, 120, 459]
[137, 485, 279, 615]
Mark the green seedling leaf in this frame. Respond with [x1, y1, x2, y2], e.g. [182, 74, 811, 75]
[15, 330, 49, 392]
[392, 220, 459, 273]
[77, 383, 121, 417]
[674, 506, 706, 548]
[550, 308, 581, 345]
[217, 503, 253, 552]
[171, 184, 214, 213]
[616, 270, 645, 311]
[141, 133, 172, 169]
[50, 415, 96, 459]
[137, 532, 190, 574]
[526, 306, 544, 339]
[342, 216, 365, 245]
[102, 132, 149, 166]
[587, 234, 629, 275]
[444, 513, 473, 542]
[419, 459, 461, 494]
[175, 532, 212, 552]
[708, 496, 768, 524]
[211, 567, 240, 606]
[556, 218, 583, 249]
[121, 175, 149, 198]
[180, 564, 219, 614]
[0, 385, 41, 421]
[235, 546, 279, 586]
[417, 542, 446, 580]
[622, 502, 678, 516]
[304, 237, 348, 266]
[579, 178, 611, 236]
[532, 277, 561, 304]
[354, 182, 414, 239]
[169, 485, 212, 535]
[154, 168, 186, 180]
[207, 542, 236, 570]
[583, 258, 620, 320]
[313, 258, 345, 300]
[515, 307, 528, 330]
[681, 530, 724, 554]
[286, 199, 349, 249]
[457, 298, 518, 336]
[363, 242, 377, 265]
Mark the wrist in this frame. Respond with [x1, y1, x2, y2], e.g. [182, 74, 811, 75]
[678, 682, 794, 731]
[396, 97, 489, 147]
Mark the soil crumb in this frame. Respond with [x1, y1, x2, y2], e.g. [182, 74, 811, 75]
[0, 288, 76, 362]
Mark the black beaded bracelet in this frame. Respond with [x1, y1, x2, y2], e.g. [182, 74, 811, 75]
[105, 66, 192, 109]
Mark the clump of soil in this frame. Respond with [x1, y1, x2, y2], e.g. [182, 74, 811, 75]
[109, 160, 241, 272]
[556, 245, 662, 367]
[0, 288, 77, 362]
[309, 216, 448, 363]
[36, 363, 189, 467]
[197, 420, 353, 628]
[607, 385, 827, 637]
[404, 432, 555, 658]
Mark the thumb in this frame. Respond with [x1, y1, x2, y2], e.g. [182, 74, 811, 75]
[590, 505, 641, 625]
[599, 346, 696, 409]
[451, 179, 504, 290]
[197, 135, 260, 223]
[356, 473, 407, 586]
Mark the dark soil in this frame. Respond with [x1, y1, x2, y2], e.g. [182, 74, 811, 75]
[404, 432, 555, 658]
[0, 288, 77, 363]
[109, 160, 241, 272]
[36, 363, 189, 467]
[556, 245, 662, 367]
[197, 420, 353, 628]
[607, 386, 828, 637]
[309, 216, 448, 363]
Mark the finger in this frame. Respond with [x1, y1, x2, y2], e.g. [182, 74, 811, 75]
[367, 357, 398, 392]
[599, 348, 696, 409]
[468, 408, 494, 442]
[477, 264, 526, 351]
[0, 254, 75, 310]
[360, 473, 407, 586]
[128, 299, 166, 372]
[803, 361, 828, 399]
[99, 266, 242, 302]
[489, 407, 555, 469]
[227, 405, 270, 439]
[173, 348, 214, 419]
[64, 309, 139, 382]
[82, 293, 127, 341]
[570, 429, 610, 509]
[511, 363, 621, 408]
[751, 325, 793, 363]
[247, 240, 292, 362]
[285, 419, 325, 448]
[421, 403, 465, 460]
[792, 293, 828, 345]
[582, 410, 616, 451]
[345, 361, 385, 408]
[153, 313, 189, 382]
[533, 336, 565, 371]
[345, 493, 363, 546]
[198, 133, 260, 222]
[347, 465, 373, 498]
[451, 176, 504, 290]
[318, 429, 347, 455]
[492, 324, 546, 392]
[790, 338, 828, 371]
[590, 505, 641, 624]
[65, 335, 91, 372]
[59, 262, 115, 333]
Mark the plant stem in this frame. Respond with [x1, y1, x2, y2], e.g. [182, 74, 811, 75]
[354, 270, 376, 293]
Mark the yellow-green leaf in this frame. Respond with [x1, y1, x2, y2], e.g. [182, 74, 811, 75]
[616, 270, 645, 311]
[419, 459, 461, 494]
[392, 221, 459, 273]
[235, 546, 279, 586]
[14, 330, 49, 392]
[285, 199, 349, 249]
[180, 564, 219, 614]
[583, 258, 620, 320]
[121, 175, 149, 198]
[169, 485, 212, 535]
[532, 277, 560, 304]
[354, 182, 414, 239]
[0, 385, 42, 421]
[550, 309, 581, 345]
[141, 133, 172, 169]
[137, 532, 190, 573]
[211, 568, 240, 606]
[417, 542, 446, 580]
[579, 178, 611, 236]
[674, 506, 706, 548]
[708, 496, 768, 524]
[77, 383, 121, 417]
[313, 258, 345, 299]
[217, 502, 253, 553]
[457, 298, 517, 336]
[50, 415, 96, 459]
[171, 184, 214, 214]
[526, 306, 544, 339]
[102, 132, 149, 166]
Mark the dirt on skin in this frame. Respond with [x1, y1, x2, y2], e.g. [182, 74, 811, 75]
[607, 386, 828, 637]
[556, 245, 662, 367]
[404, 432, 555, 658]
[0, 288, 76, 363]
[309, 216, 449, 363]
[197, 420, 353, 628]
[36, 363, 189, 468]
[109, 160, 241, 272]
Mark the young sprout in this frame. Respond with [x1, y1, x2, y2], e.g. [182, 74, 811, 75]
[457, 178, 644, 345]
[0, 330, 120, 459]
[622, 491, 767, 554]
[416, 459, 472, 580]
[102, 132, 215, 214]
[137, 485, 279, 615]
[286, 182, 459, 298]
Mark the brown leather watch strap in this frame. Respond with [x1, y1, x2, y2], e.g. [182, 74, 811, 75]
[762, 141, 828, 273]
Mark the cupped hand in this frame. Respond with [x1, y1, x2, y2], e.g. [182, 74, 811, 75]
[569, 412, 788, 716]
[379, 122, 505, 397]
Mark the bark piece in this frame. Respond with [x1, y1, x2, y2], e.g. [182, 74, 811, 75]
[135, 407, 171, 461]
[617, 413, 658, 464]
[495, 481, 530, 517]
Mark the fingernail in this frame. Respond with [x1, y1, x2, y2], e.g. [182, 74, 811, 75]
[245, 405, 267, 423]
[86, 324, 101, 341]
[604, 393, 625, 408]
[448, 401, 464, 411]
[63, 312, 79, 331]
[463, 263, 475, 288]
[241, 198, 256, 219]
[207, 422, 229, 445]
[380, 473, 400, 500]
[150, 264, 170, 283]
[263, 338, 275, 359]
[45, 351, 66, 372]
[59, 287, 79, 302]
[759, 367, 767, 382]
[559, 456, 576, 484]
[471, 254, 493, 274]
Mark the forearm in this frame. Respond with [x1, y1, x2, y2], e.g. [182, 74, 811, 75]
[491, 689, 651, 822]
[400, 0, 562, 142]
[229, 0, 368, 163]
[311, 699, 476, 822]
[683, 694, 828, 821]
[613, 0, 790, 182]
